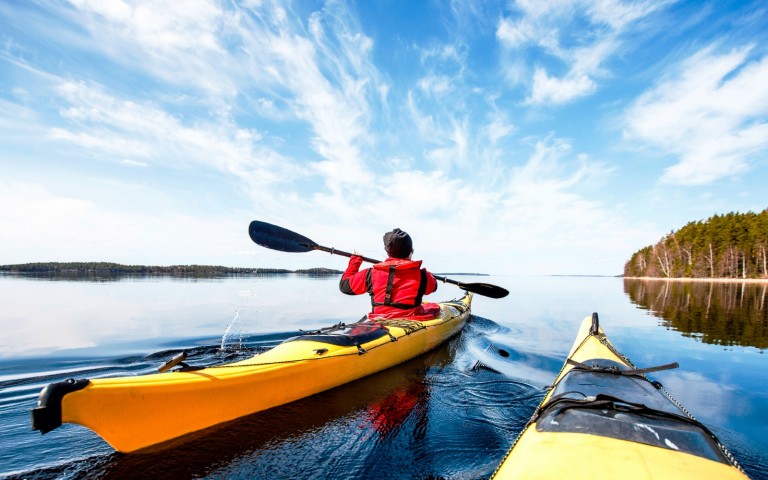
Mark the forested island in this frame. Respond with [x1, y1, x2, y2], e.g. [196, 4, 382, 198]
[624, 209, 768, 279]
[0, 262, 342, 277]
[0, 263, 489, 280]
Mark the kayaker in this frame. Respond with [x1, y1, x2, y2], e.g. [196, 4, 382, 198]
[339, 228, 440, 319]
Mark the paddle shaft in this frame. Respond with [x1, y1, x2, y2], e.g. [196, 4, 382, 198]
[311, 244, 479, 291]
[248, 220, 509, 298]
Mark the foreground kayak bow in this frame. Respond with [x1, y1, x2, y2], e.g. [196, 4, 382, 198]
[491, 313, 749, 480]
[31, 294, 471, 453]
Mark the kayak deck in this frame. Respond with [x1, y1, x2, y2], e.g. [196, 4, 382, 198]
[31, 293, 471, 453]
[491, 313, 749, 480]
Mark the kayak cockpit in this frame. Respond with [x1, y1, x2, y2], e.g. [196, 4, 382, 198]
[534, 358, 730, 464]
[287, 321, 391, 347]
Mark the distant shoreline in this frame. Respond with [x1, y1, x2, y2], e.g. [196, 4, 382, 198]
[0, 262, 492, 277]
[623, 276, 768, 284]
[0, 262, 343, 276]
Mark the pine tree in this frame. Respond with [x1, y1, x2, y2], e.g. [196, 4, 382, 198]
[624, 209, 768, 278]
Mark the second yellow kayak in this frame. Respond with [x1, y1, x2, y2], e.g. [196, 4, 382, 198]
[492, 313, 749, 480]
[32, 293, 471, 453]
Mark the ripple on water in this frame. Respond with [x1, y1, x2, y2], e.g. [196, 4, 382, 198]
[6, 318, 549, 479]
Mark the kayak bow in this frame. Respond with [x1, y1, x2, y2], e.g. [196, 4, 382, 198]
[491, 313, 749, 480]
[31, 293, 471, 453]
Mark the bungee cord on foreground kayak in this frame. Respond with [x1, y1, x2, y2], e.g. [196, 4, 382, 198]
[157, 306, 465, 373]
[490, 313, 750, 480]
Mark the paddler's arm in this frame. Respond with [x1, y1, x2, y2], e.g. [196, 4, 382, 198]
[339, 255, 367, 295]
[424, 269, 439, 295]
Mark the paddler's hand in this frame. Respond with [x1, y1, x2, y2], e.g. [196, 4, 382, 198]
[344, 253, 364, 276]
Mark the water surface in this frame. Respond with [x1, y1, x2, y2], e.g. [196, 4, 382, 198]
[0, 274, 765, 479]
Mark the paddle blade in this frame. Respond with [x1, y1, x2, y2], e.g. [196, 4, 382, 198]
[461, 282, 509, 299]
[248, 221, 319, 253]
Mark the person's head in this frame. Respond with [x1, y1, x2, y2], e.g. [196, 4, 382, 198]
[383, 228, 413, 259]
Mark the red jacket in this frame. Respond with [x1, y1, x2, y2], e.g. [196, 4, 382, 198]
[339, 256, 438, 317]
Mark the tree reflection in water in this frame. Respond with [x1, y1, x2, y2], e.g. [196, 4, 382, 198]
[624, 279, 768, 350]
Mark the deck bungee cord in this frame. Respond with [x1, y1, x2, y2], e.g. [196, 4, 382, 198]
[160, 306, 460, 372]
[491, 313, 750, 480]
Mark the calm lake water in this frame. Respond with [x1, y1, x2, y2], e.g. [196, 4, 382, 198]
[0, 274, 766, 479]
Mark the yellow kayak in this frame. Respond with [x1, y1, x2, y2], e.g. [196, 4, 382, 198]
[32, 293, 471, 453]
[492, 313, 749, 480]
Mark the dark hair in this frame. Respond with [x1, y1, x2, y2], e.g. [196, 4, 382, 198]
[383, 228, 413, 258]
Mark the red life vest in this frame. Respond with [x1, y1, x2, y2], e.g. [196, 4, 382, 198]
[368, 258, 430, 310]
[340, 257, 438, 317]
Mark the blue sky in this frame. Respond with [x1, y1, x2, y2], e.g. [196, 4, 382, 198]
[1, 0, 766, 276]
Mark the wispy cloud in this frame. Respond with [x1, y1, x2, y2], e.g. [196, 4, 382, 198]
[0, 179, 251, 265]
[49, 80, 298, 187]
[3, 0, 758, 275]
[497, 0, 672, 105]
[64, 0, 234, 94]
[40, 1, 386, 196]
[445, 136, 635, 274]
[624, 45, 768, 185]
[230, 1, 387, 196]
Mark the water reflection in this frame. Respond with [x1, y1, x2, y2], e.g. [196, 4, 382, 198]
[20, 331, 514, 480]
[0, 271, 339, 283]
[0, 274, 363, 358]
[2, 275, 766, 479]
[623, 279, 768, 350]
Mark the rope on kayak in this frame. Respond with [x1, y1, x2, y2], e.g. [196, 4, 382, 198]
[593, 328, 748, 475]
[534, 392, 722, 433]
[565, 358, 679, 376]
[494, 324, 610, 471]
[179, 308, 470, 371]
[298, 321, 349, 335]
[375, 319, 427, 335]
[492, 318, 748, 479]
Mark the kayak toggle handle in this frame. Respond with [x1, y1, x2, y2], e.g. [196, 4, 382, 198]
[31, 378, 90, 434]
[158, 351, 188, 373]
[590, 312, 600, 336]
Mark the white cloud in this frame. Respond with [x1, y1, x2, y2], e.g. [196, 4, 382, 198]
[459, 137, 630, 270]
[587, 0, 667, 30]
[424, 119, 470, 171]
[497, 0, 671, 105]
[417, 75, 453, 97]
[406, 41, 476, 174]
[67, 0, 233, 94]
[624, 45, 768, 185]
[0, 0, 667, 276]
[482, 112, 516, 144]
[49, 81, 298, 188]
[346, 137, 635, 275]
[527, 68, 596, 105]
[0, 180, 252, 266]
[231, 1, 384, 194]
[120, 159, 150, 167]
[48, 0, 385, 198]
[496, 15, 533, 48]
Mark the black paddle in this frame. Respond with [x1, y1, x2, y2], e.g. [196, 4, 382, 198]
[248, 220, 509, 299]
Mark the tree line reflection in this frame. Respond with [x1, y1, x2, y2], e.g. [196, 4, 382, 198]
[623, 279, 768, 350]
